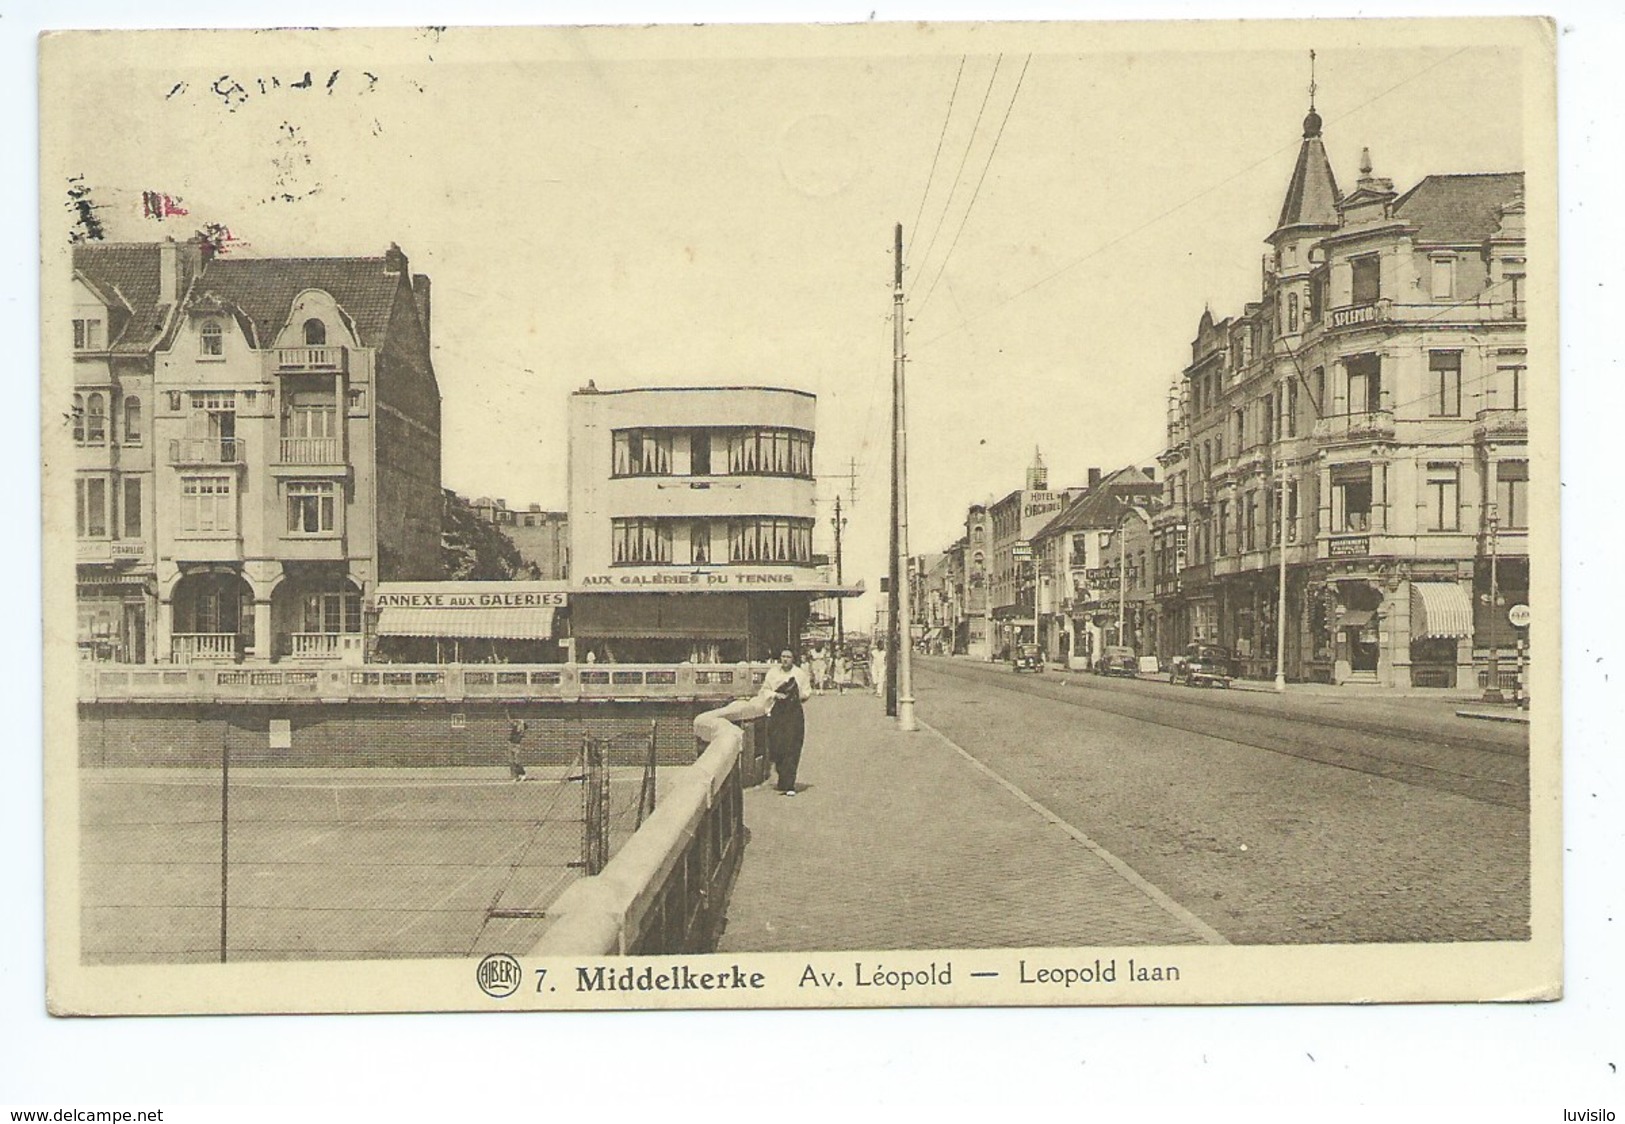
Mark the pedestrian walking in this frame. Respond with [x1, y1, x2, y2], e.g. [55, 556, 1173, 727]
[762, 648, 812, 796]
[871, 642, 887, 700]
[808, 644, 829, 694]
[507, 718, 528, 781]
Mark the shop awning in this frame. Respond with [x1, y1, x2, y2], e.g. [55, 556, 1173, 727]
[375, 606, 557, 640]
[1411, 582, 1473, 639]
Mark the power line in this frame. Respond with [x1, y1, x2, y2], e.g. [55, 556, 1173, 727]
[911, 56, 967, 247]
[912, 55, 1003, 287]
[914, 54, 1032, 322]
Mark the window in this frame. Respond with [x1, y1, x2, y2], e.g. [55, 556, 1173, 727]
[180, 475, 234, 533]
[1243, 492, 1257, 552]
[1287, 291, 1299, 332]
[73, 318, 105, 351]
[1331, 466, 1373, 533]
[1500, 364, 1526, 410]
[1262, 396, 1275, 446]
[727, 517, 813, 563]
[1351, 255, 1381, 304]
[1426, 464, 1460, 531]
[1313, 366, 1326, 415]
[612, 429, 673, 476]
[1429, 352, 1462, 417]
[122, 476, 142, 539]
[1286, 480, 1300, 542]
[1233, 408, 1246, 451]
[200, 320, 224, 357]
[612, 518, 674, 564]
[690, 431, 712, 475]
[123, 396, 141, 444]
[1505, 273, 1525, 319]
[690, 521, 712, 565]
[85, 392, 107, 444]
[71, 393, 84, 444]
[1430, 256, 1455, 300]
[1286, 380, 1299, 437]
[1309, 273, 1325, 323]
[1496, 461, 1529, 530]
[724, 428, 814, 477]
[302, 589, 361, 634]
[303, 318, 327, 346]
[75, 476, 108, 538]
[1217, 501, 1229, 556]
[287, 481, 337, 534]
[1344, 354, 1382, 415]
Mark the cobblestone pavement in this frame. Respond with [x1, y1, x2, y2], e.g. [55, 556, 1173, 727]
[716, 691, 1220, 952]
[913, 660, 1531, 944]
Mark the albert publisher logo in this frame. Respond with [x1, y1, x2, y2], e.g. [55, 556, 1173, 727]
[476, 953, 523, 998]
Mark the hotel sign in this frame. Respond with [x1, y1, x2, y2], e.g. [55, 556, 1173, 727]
[1330, 303, 1382, 329]
[1328, 536, 1370, 558]
[375, 590, 568, 608]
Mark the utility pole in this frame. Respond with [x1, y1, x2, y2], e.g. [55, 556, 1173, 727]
[832, 493, 847, 677]
[891, 222, 917, 731]
[1483, 504, 1504, 703]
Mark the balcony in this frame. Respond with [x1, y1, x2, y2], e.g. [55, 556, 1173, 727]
[1474, 407, 1528, 443]
[289, 633, 366, 661]
[169, 437, 245, 466]
[275, 346, 347, 374]
[1312, 410, 1396, 444]
[277, 435, 345, 465]
[171, 633, 239, 662]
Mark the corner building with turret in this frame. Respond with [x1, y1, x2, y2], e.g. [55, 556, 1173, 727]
[1154, 97, 1528, 688]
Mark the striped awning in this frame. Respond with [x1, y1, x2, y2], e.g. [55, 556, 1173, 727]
[375, 606, 556, 640]
[1411, 582, 1473, 640]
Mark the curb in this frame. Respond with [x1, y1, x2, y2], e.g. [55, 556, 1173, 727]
[1454, 708, 1532, 725]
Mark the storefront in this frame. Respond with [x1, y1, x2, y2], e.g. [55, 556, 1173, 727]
[372, 582, 568, 663]
[76, 572, 153, 663]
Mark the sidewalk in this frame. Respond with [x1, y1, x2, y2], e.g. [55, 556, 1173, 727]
[716, 691, 1220, 952]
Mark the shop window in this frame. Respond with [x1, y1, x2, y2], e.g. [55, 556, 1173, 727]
[123, 395, 141, 444]
[612, 518, 674, 564]
[1496, 461, 1529, 530]
[122, 476, 142, 539]
[1426, 464, 1460, 531]
[1429, 352, 1462, 417]
[1351, 255, 1381, 304]
[1331, 467, 1373, 533]
[75, 476, 108, 538]
[303, 318, 327, 346]
[200, 320, 224, 357]
[287, 481, 338, 534]
[180, 475, 234, 533]
[73, 318, 105, 351]
[612, 429, 673, 476]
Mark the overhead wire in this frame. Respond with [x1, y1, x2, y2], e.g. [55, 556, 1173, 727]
[912, 55, 1003, 290]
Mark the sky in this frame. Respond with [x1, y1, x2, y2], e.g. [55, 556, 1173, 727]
[55, 24, 1529, 613]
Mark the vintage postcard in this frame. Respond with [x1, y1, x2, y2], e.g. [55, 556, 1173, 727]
[41, 17, 1559, 1015]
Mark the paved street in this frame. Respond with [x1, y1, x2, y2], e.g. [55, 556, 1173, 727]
[719, 657, 1530, 950]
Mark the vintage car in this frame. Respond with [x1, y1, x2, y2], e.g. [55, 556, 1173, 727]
[1010, 643, 1046, 673]
[1095, 645, 1139, 677]
[1168, 643, 1234, 688]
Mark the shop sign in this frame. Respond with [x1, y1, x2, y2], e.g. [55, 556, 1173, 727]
[578, 570, 799, 588]
[112, 541, 148, 561]
[1330, 303, 1383, 329]
[1507, 603, 1531, 629]
[76, 541, 112, 562]
[1011, 541, 1033, 560]
[374, 590, 567, 608]
[1329, 536, 1369, 558]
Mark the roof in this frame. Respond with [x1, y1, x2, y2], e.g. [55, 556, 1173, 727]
[1392, 173, 1524, 244]
[189, 256, 408, 348]
[1032, 467, 1161, 540]
[72, 243, 171, 353]
[1275, 126, 1342, 235]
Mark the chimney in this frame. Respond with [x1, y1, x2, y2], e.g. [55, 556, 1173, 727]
[159, 238, 178, 306]
[412, 273, 431, 343]
[1087, 467, 1102, 489]
[383, 242, 409, 275]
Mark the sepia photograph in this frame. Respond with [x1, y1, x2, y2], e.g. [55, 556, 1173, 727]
[38, 16, 1562, 1020]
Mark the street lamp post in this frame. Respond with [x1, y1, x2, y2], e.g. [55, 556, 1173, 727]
[1483, 503, 1504, 703]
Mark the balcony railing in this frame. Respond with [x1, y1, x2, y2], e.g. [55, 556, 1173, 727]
[290, 632, 343, 659]
[1312, 410, 1396, 443]
[169, 437, 244, 465]
[275, 346, 347, 373]
[171, 633, 239, 661]
[279, 436, 343, 464]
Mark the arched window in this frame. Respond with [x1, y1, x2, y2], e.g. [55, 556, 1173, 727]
[200, 320, 224, 357]
[123, 396, 142, 444]
[85, 393, 106, 444]
[303, 318, 327, 346]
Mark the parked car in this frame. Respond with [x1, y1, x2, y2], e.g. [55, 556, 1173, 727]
[1169, 643, 1234, 688]
[1095, 645, 1138, 677]
[1010, 643, 1045, 673]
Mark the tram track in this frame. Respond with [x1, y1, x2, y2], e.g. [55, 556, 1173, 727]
[918, 659, 1529, 810]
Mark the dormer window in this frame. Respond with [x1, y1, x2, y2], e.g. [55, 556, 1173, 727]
[303, 318, 327, 346]
[200, 320, 224, 357]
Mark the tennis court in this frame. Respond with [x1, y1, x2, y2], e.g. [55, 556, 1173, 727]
[80, 760, 653, 964]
